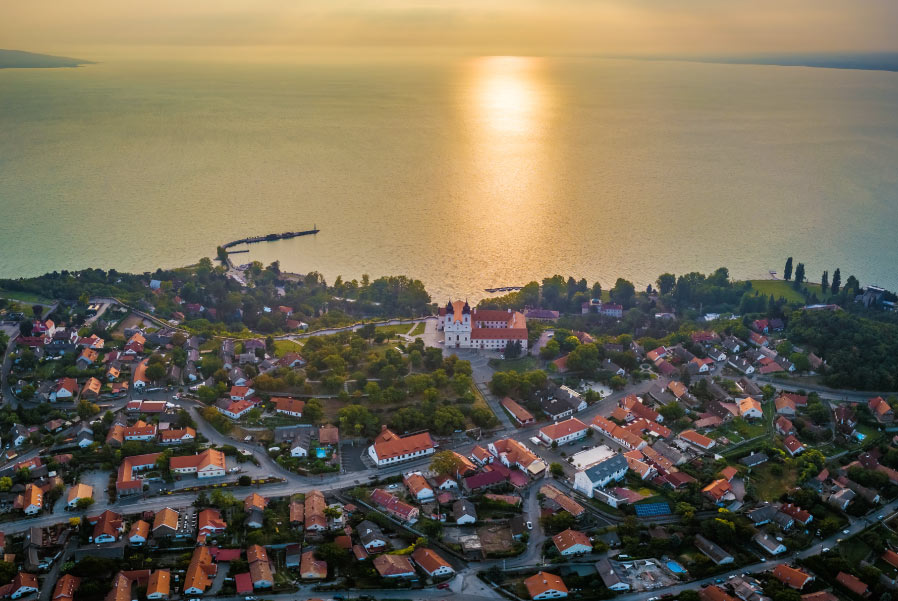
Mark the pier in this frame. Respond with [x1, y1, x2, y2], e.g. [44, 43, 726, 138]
[484, 286, 524, 294]
[221, 225, 320, 250]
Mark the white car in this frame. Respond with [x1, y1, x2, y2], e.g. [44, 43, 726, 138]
[843, 529, 850, 534]
[822, 547, 830, 552]
[526, 521, 533, 530]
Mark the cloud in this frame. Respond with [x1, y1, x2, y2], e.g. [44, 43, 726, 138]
[4, 0, 897, 57]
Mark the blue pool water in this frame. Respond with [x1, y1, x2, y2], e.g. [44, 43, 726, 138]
[316, 448, 327, 459]
[667, 561, 687, 574]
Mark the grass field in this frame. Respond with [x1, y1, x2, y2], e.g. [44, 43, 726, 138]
[839, 536, 870, 564]
[709, 417, 766, 444]
[375, 323, 415, 337]
[746, 279, 830, 304]
[409, 322, 426, 337]
[273, 339, 303, 357]
[0, 289, 54, 305]
[750, 463, 796, 500]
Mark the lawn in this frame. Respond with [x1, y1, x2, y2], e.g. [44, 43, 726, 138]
[273, 339, 303, 357]
[409, 322, 426, 337]
[749, 463, 797, 500]
[375, 324, 415, 337]
[709, 417, 766, 444]
[839, 536, 870, 564]
[0, 288, 54, 305]
[746, 279, 830, 304]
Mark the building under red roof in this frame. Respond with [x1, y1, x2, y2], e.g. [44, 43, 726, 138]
[234, 573, 252, 594]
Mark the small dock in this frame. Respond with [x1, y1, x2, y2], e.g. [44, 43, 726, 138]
[222, 225, 320, 250]
[484, 286, 524, 294]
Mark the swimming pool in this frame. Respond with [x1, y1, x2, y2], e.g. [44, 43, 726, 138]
[666, 561, 687, 574]
[315, 448, 328, 459]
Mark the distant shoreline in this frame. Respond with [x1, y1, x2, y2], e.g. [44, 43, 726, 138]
[0, 49, 93, 69]
[607, 52, 898, 73]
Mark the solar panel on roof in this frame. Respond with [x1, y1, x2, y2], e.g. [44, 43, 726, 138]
[634, 502, 671, 517]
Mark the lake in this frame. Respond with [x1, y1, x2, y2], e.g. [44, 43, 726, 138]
[2, 54, 897, 299]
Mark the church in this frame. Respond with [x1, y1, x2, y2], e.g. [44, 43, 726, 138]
[439, 300, 529, 351]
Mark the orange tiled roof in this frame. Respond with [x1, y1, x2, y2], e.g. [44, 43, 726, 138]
[540, 417, 588, 442]
[184, 546, 216, 593]
[67, 483, 93, 504]
[371, 427, 434, 461]
[553, 529, 591, 552]
[411, 547, 452, 575]
[128, 520, 149, 540]
[199, 508, 227, 532]
[525, 572, 568, 598]
[244, 493, 268, 512]
[147, 570, 170, 598]
[153, 507, 179, 532]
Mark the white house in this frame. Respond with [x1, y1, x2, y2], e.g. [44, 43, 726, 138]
[553, 529, 592, 556]
[50, 378, 77, 402]
[411, 548, 455, 578]
[453, 500, 476, 525]
[525, 572, 569, 600]
[217, 399, 254, 420]
[169, 449, 226, 478]
[2, 574, 39, 599]
[404, 472, 435, 502]
[754, 533, 787, 555]
[367, 428, 434, 467]
[595, 559, 630, 591]
[539, 417, 589, 446]
[230, 386, 254, 401]
[11, 425, 29, 447]
[738, 397, 763, 420]
[573, 454, 629, 498]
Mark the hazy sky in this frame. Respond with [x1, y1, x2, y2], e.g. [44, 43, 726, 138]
[5, 0, 898, 59]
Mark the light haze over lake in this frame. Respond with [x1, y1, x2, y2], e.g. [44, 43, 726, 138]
[2, 55, 897, 299]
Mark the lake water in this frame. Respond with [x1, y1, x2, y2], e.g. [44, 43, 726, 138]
[2, 55, 897, 299]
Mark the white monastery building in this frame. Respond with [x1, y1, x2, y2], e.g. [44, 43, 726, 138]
[439, 300, 528, 351]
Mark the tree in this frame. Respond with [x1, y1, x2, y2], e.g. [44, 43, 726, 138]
[609, 375, 627, 390]
[821, 270, 829, 293]
[430, 451, 465, 477]
[657, 273, 676, 296]
[146, 363, 166, 383]
[432, 406, 465, 435]
[470, 407, 497, 428]
[0, 562, 14, 586]
[609, 278, 636, 308]
[540, 339, 560, 360]
[238, 475, 252, 486]
[549, 462, 564, 477]
[315, 542, 350, 569]
[784, 257, 793, 281]
[0, 477, 11, 492]
[338, 404, 379, 437]
[845, 274, 860, 295]
[793, 262, 805, 288]
[304, 398, 323, 423]
[76, 497, 95, 510]
[504, 340, 522, 359]
[18, 319, 33, 337]
[831, 268, 841, 294]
